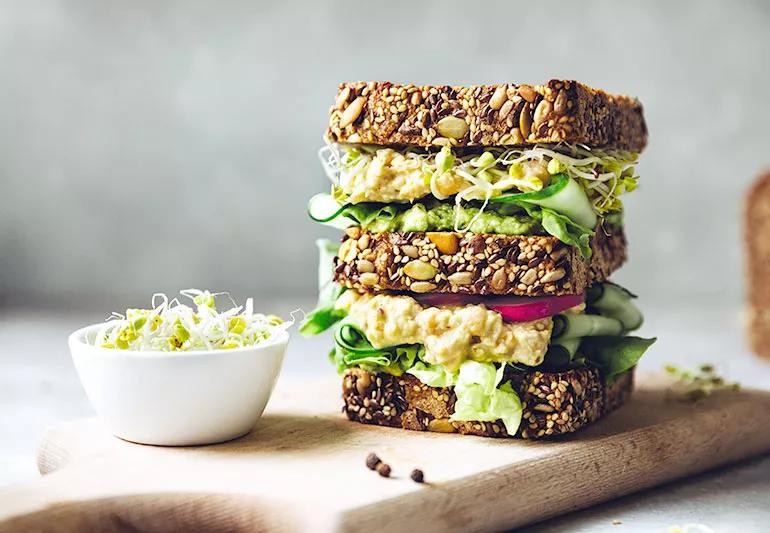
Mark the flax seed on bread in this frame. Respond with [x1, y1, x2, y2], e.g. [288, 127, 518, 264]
[328, 80, 647, 152]
[342, 367, 634, 439]
[335, 224, 626, 297]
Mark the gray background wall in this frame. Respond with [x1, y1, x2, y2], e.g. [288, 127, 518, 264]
[1, 0, 768, 309]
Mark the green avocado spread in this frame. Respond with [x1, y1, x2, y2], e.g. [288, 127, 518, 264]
[364, 202, 543, 235]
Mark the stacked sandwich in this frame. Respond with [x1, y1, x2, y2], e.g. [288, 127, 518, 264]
[302, 80, 655, 439]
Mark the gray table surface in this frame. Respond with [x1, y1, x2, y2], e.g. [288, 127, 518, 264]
[1, 299, 769, 532]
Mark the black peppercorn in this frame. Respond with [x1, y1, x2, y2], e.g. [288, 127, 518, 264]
[365, 452, 381, 470]
[410, 469, 425, 483]
[376, 462, 391, 478]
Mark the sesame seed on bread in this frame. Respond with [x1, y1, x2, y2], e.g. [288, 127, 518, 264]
[327, 80, 647, 152]
[342, 366, 634, 439]
[335, 223, 626, 297]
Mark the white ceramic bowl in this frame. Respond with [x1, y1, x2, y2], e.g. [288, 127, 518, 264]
[68, 324, 289, 446]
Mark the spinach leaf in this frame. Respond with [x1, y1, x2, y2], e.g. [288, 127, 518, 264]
[540, 208, 593, 258]
[581, 336, 657, 384]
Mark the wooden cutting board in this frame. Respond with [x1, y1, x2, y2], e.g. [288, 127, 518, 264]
[2, 374, 770, 532]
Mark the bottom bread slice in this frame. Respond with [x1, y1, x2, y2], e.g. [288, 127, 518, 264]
[342, 366, 634, 439]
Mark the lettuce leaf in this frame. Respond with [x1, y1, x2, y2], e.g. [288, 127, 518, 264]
[407, 361, 457, 387]
[450, 361, 522, 435]
[581, 335, 657, 384]
[299, 239, 347, 336]
[339, 203, 400, 227]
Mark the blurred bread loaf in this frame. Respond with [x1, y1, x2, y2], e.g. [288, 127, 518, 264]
[746, 170, 770, 358]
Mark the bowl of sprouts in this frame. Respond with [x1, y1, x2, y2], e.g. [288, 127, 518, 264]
[68, 289, 291, 446]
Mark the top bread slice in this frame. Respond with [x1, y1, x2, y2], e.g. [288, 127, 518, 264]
[327, 80, 647, 152]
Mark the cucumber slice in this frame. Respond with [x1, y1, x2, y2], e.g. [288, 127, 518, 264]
[334, 322, 382, 355]
[307, 193, 354, 229]
[589, 283, 644, 331]
[491, 174, 597, 229]
[533, 177, 597, 228]
[553, 313, 623, 340]
[541, 337, 582, 370]
[551, 337, 581, 357]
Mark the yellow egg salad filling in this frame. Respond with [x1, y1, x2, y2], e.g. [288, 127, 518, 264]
[328, 144, 639, 215]
[340, 148, 469, 203]
[336, 291, 552, 371]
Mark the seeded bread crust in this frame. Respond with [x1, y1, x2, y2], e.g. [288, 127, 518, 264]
[342, 366, 634, 439]
[327, 80, 647, 152]
[334, 224, 626, 297]
[746, 171, 770, 358]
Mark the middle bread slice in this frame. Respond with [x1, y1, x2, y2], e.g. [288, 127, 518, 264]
[334, 224, 626, 297]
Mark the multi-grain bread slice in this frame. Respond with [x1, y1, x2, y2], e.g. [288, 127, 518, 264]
[745, 170, 770, 358]
[335, 224, 626, 297]
[342, 366, 634, 439]
[327, 80, 647, 152]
